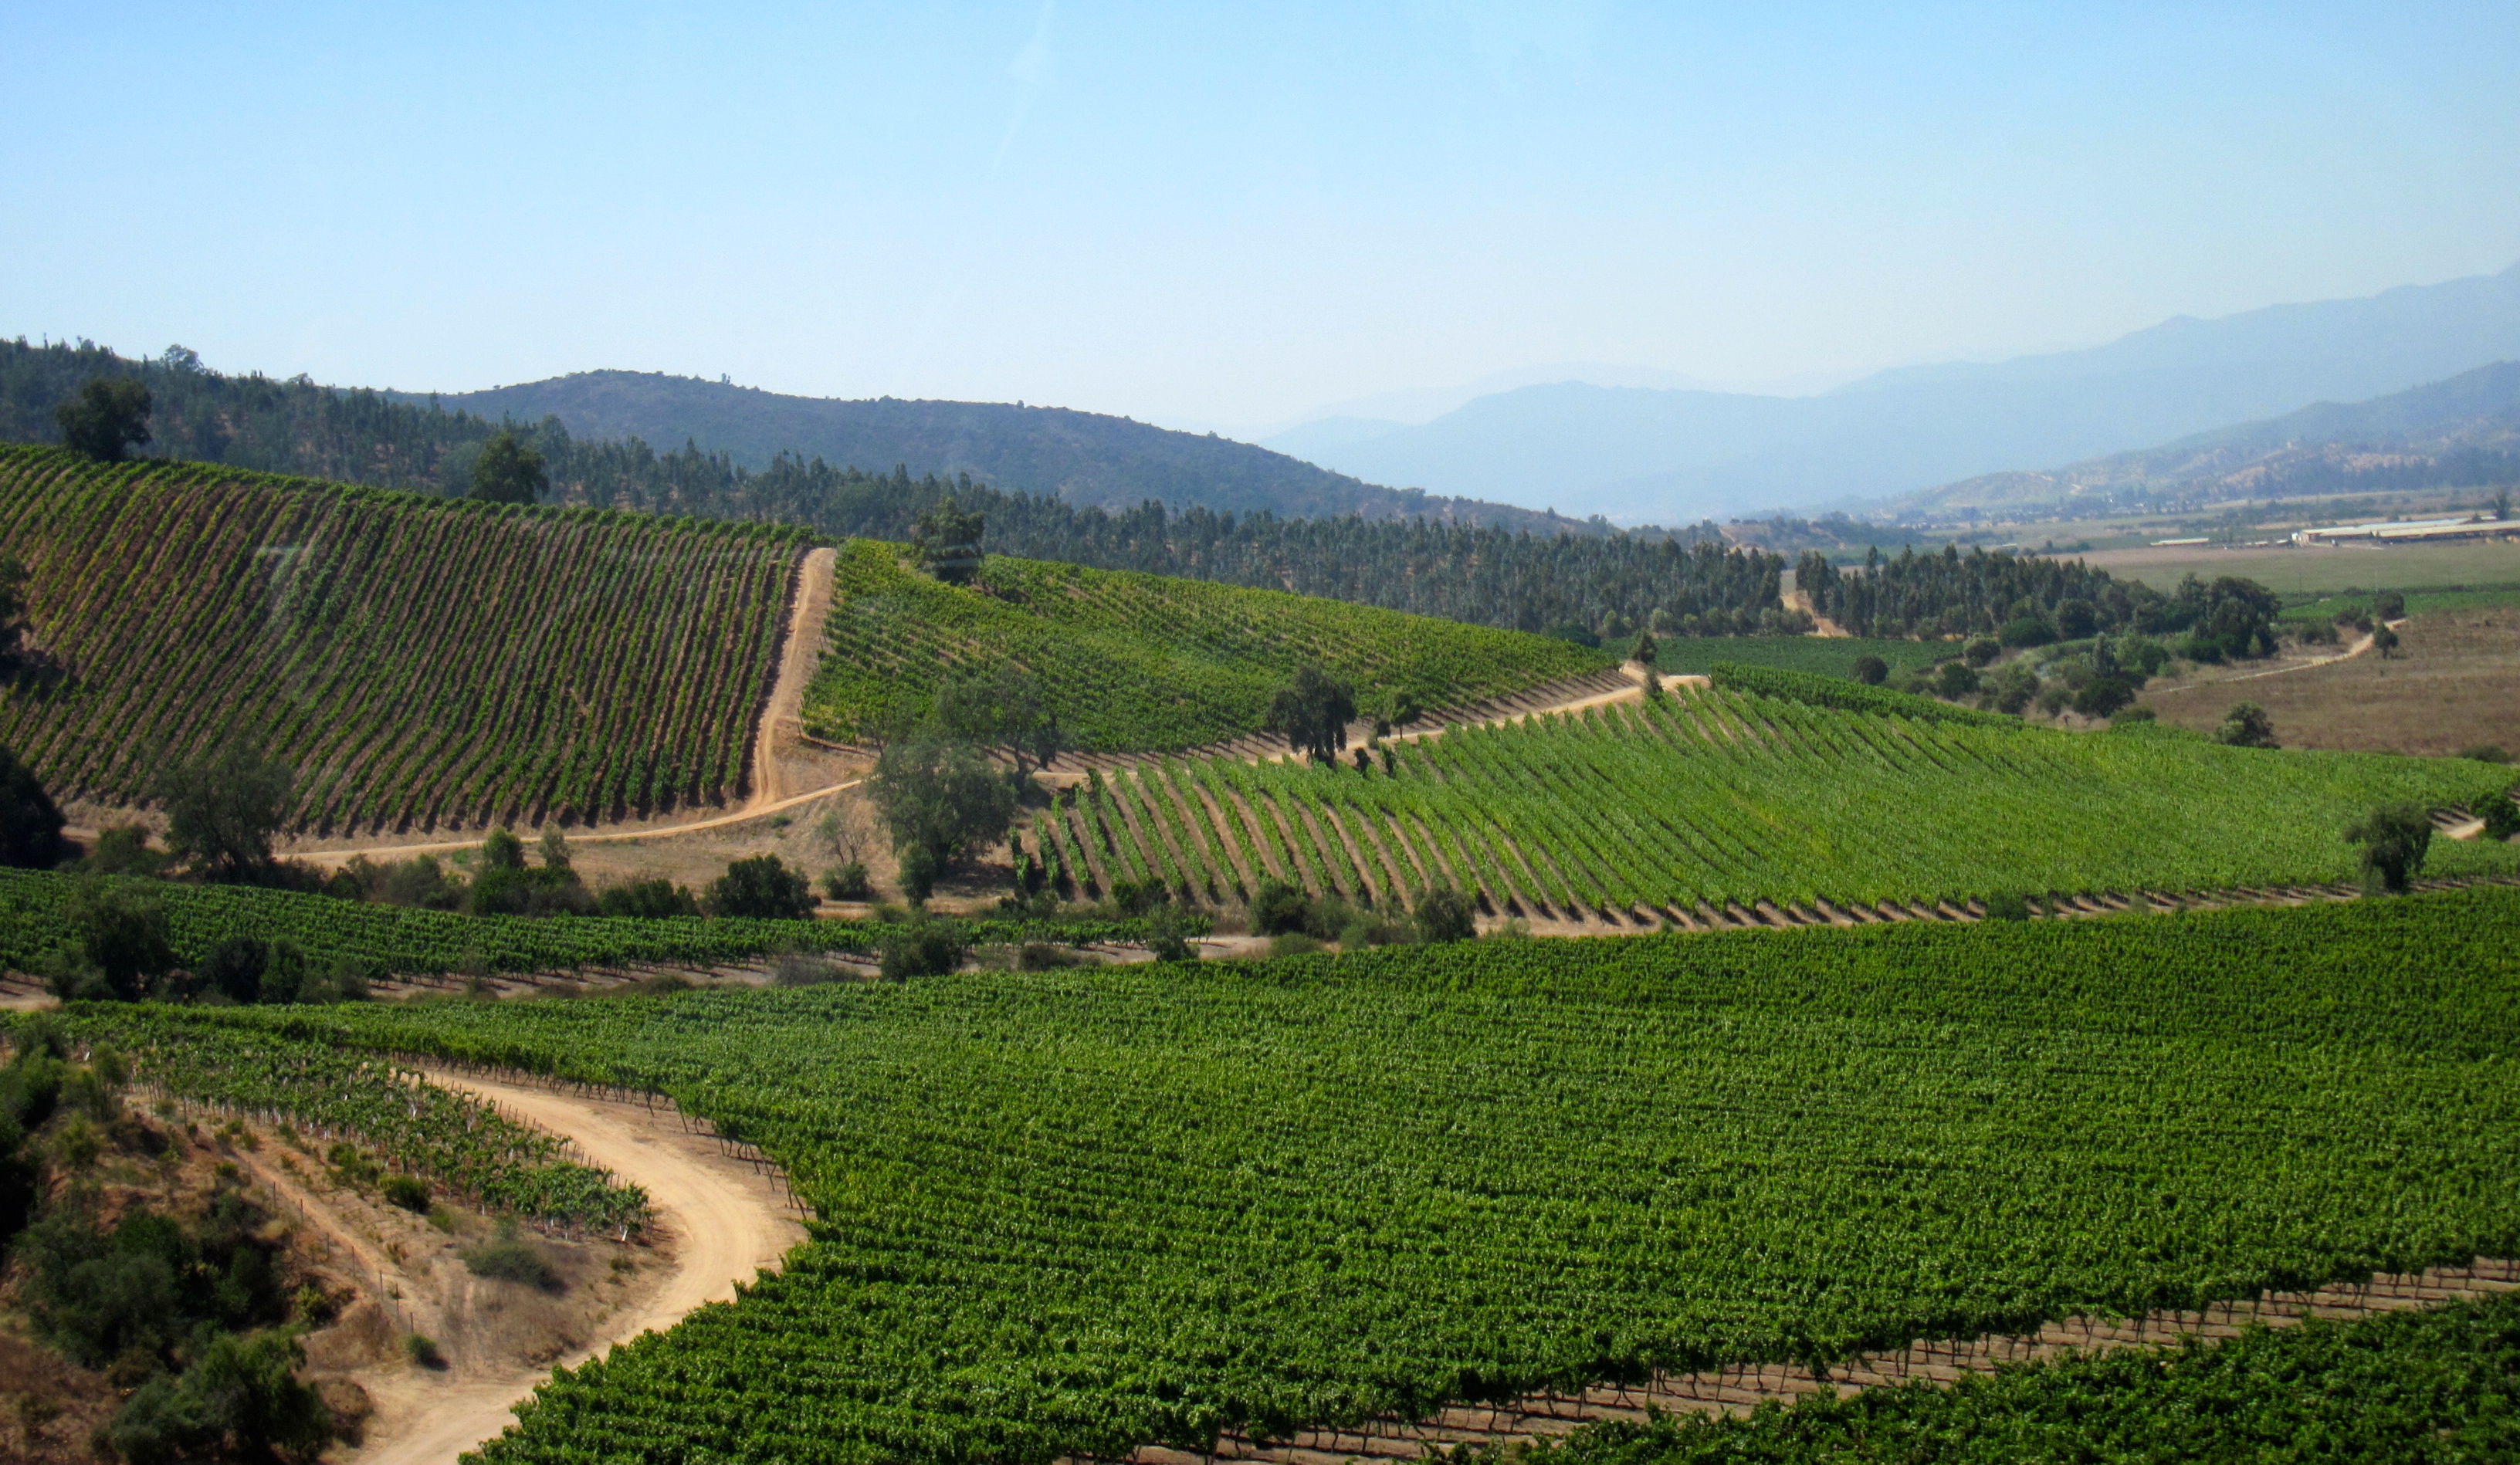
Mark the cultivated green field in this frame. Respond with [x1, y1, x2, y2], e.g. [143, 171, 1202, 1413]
[1624, 634, 1949, 679]
[0, 445, 802, 831]
[55, 886, 2520, 1465]
[803, 540, 1612, 749]
[1061, 684, 2518, 915]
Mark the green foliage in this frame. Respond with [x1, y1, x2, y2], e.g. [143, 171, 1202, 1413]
[820, 862, 872, 902]
[934, 663, 1067, 774]
[1412, 885, 1478, 942]
[1072, 685, 2519, 916]
[467, 428, 548, 504]
[462, 1224, 558, 1288]
[2346, 803, 2435, 893]
[0, 868, 1193, 980]
[156, 743, 293, 882]
[803, 540, 1608, 752]
[109, 1329, 332, 1465]
[2214, 701, 2279, 748]
[596, 878, 702, 919]
[1506, 1290, 2520, 1465]
[1708, 662, 2020, 728]
[1849, 654, 1886, 685]
[0, 445, 801, 831]
[56, 875, 177, 1000]
[911, 495, 985, 584]
[85, 886, 2520, 1465]
[704, 856, 816, 921]
[54, 376, 152, 462]
[0, 739, 67, 868]
[1981, 891, 2030, 922]
[1264, 663, 1359, 761]
[867, 738, 1021, 891]
[878, 919, 969, 980]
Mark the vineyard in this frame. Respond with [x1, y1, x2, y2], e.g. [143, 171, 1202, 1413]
[0, 445, 804, 832]
[31, 1006, 648, 1234]
[1512, 1287, 2520, 1463]
[802, 540, 1612, 749]
[73, 886, 2520, 1465]
[0, 868, 1195, 978]
[1042, 682, 2520, 916]
[1643, 633, 1946, 681]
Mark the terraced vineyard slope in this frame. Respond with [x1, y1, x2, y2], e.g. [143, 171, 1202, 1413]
[73, 887, 2520, 1465]
[0, 445, 807, 832]
[1054, 682, 2520, 915]
[802, 539, 1614, 749]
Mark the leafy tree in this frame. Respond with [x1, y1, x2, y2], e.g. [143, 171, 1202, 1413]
[1963, 638, 2000, 668]
[1413, 886, 1478, 943]
[2213, 702, 2278, 749]
[55, 377, 153, 462]
[935, 665, 1066, 776]
[2373, 590, 2406, 621]
[110, 1329, 331, 1465]
[468, 429, 547, 505]
[480, 827, 527, 872]
[1935, 661, 1980, 699]
[1850, 655, 1888, 686]
[597, 878, 703, 919]
[705, 855, 815, 919]
[2346, 804, 2434, 893]
[912, 496, 986, 584]
[1249, 878, 1312, 936]
[879, 917, 968, 979]
[158, 744, 293, 882]
[1264, 664, 1358, 762]
[869, 738, 1021, 898]
[2479, 784, 2520, 842]
[56, 878, 176, 1000]
[2372, 623, 2401, 659]
[201, 937, 269, 1005]
[2000, 615, 2058, 648]
[0, 740, 66, 868]
[2072, 676, 2136, 719]
[1630, 630, 1658, 668]
[1144, 906, 1199, 963]
[821, 862, 873, 901]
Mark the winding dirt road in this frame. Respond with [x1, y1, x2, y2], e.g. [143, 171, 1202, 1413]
[357, 1072, 803, 1465]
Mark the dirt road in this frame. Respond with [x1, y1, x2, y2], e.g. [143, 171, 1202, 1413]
[355, 1072, 804, 1465]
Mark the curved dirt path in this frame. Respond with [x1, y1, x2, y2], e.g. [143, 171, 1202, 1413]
[357, 1071, 804, 1465]
[2142, 618, 2400, 696]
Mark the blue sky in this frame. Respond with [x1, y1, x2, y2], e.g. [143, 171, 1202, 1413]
[5, 2, 2516, 431]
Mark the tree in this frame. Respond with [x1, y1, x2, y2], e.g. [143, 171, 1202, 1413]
[1850, 655, 1888, 686]
[55, 377, 153, 462]
[705, 854, 815, 919]
[866, 738, 1019, 898]
[935, 665, 1065, 776]
[1264, 664, 1358, 762]
[1413, 886, 1477, 943]
[2071, 676, 2136, 719]
[2213, 702, 2278, 749]
[1936, 661, 1980, 699]
[59, 878, 176, 1000]
[155, 744, 293, 883]
[201, 937, 270, 1005]
[2372, 624, 2400, 659]
[2346, 804, 2433, 893]
[912, 496, 986, 584]
[0, 741, 67, 868]
[1630, 630, 1658, 668]
[469, 430, 547, 505]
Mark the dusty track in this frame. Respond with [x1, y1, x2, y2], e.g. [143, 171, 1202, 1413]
[354, 1071, 804, 1465]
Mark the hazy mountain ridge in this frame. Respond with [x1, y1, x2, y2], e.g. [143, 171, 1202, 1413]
[423, 370, 1582, 531]
[1905, 360, 2520, 516]
[1285, 262, 2520, 521]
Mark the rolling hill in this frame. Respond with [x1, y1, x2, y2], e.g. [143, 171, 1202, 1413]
[1906, 359, 2520, 517]
[424, 369, 1575, 528]
[1281, 262, 2520, 522]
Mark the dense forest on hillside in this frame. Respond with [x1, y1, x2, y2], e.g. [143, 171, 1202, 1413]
[1797, 544, 2280, 651]
[0, 340, 1787, 638]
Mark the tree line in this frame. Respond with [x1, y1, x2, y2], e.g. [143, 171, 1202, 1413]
[4, 339, 1788, 639]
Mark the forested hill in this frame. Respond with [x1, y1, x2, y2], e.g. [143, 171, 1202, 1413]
[0, 338, 1786, 638]
[425, 370, 1577, 529]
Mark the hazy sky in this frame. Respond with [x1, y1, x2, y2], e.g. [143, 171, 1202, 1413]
[6, 2, 2517, 432]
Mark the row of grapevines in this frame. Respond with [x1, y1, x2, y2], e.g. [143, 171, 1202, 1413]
[27, 1005, 647, 1233]
[1078, 683, 2520, 914]
[74, 885, 2520, 1465]
[802, 539, 1611, 749]
[0, 869, 1201, 977]
[1513, 1287, 2520, 1463]
[0, 445, 805, 833]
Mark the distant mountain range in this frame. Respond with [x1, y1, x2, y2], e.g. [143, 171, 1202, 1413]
[422, 371, 1578, 531]
[1901, 360, 2520, 519]
[1265, 262, 2520, 523]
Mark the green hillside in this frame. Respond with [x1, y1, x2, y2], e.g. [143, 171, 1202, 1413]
[57, 885, 2520, 1465]
[1064, 682, 2519, 912]
[0, 445, 804, 831]
[803, 539, 1614, 749]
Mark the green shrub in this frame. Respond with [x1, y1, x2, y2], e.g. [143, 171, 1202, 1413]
[380, 1175, 429, 1213]
[462, 1227, 557, 1290]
